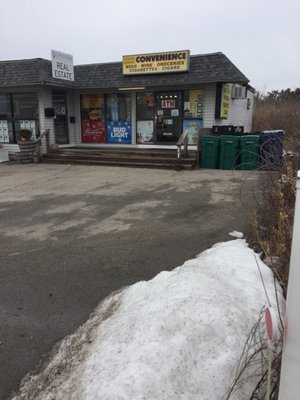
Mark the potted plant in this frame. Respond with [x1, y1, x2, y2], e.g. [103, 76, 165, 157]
[19, 129, 33, 141]
[18, 129, 36, 163]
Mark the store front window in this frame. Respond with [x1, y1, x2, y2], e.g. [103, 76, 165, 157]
[155, 92, 182, 143]
[136, 92, 155, 144]
[0, 93, 38, 143]
[0, 94, 13, 143]
[106, 94, 131, 144]
[136, 91, 183, 144]
[81, 94, 105, 143]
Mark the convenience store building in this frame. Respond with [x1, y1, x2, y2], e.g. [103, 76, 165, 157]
[0, 50, 254, 155]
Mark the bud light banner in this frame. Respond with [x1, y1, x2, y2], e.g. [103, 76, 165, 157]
[107, 121, 131, 144]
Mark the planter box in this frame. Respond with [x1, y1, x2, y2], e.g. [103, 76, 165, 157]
[0, 147, 9, 162]
[18, 140, 36, 163]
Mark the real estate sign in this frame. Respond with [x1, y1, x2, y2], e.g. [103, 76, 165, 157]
[51, 50, 74, 81]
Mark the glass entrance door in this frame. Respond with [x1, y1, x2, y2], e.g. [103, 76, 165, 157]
[155, 92, 182, 143]
[52, 91, 69, 144]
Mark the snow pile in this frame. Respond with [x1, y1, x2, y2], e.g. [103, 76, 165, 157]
[229, 230, 244, 239]
[13, 240, 284, 400]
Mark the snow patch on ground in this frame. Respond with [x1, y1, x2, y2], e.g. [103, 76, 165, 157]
[12, 240, 284, 400]
[229, 230, 244, 239]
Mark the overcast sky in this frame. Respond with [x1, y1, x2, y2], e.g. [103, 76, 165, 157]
[1, 0, 299, 93]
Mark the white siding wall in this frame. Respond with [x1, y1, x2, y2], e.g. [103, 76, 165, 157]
[229, 89, 254, 132]
[66, 90, 76, 145]
[131, 92, 136, 144]
[38, 88, 55, 153]
[72, 92, 82, 145]
[203, 83, 254, 132]
[203, 83, 217, 127]
[203, 83, 231, 127]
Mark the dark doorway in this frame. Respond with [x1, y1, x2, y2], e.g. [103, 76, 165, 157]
[155, 91, 182, 143]
[52, 91, 69, 144]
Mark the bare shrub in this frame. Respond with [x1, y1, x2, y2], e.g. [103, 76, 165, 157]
[224, 309, 282, 400]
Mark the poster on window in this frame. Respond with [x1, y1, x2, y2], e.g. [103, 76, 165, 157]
[82, 120, 105, 143]
[189, 90, 204, 119]
[137, 120, 154, 144]
[183, 119, 203, 144]
[107, 121, 131, 144]
[82, 94, 103, 109]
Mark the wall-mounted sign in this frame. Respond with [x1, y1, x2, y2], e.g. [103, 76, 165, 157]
[137, 120, 154, 144]
[183, 119, 203, 144]
[189, 89, 204, 119]
[161, 100, 175, 108]
[220, 84, 230, 119]
[82, 120, 105, 143]
[215, 83, 230, 119]
[107, 121, 131, 144]
[82, 94, 103, 109]
[123, 50, 190, 75]
[51, 49, 74, 81]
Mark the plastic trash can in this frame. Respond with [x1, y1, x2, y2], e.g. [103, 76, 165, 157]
[219, 136, 240, 170]
[240, 135, 260, 170]
[260, 130, 285, 170]
[201, 136, 220, 169]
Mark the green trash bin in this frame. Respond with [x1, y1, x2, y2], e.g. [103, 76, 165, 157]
[219, 136, 240, 170]
[201, 136, 220, 169]
[240, 135, 260, 170]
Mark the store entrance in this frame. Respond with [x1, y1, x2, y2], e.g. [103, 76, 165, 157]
[53, 90, 69, 144]
[155, 92, 182, 143]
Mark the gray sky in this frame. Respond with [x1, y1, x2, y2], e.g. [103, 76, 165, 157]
[1, 0, 299, 93]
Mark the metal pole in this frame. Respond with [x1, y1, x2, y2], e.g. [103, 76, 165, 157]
[278, 171, 300, 399]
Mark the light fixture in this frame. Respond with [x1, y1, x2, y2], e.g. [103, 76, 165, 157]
[118, 87, 145, 91]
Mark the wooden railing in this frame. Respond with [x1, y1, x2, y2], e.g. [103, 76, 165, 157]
[177, 129, 201, 166]
[177, 129, 189, 160]
[34, 129, 50, 163]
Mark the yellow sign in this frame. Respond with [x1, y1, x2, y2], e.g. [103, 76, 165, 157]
[82, 94, 103, 109]
[189, 89, 204, 119]
[123, 50, 190, 75]
[220, 84, 230, 119]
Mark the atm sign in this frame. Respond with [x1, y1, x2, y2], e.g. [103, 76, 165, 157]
[161, 100, 175, 108]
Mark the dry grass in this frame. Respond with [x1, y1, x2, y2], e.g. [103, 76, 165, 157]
[225, 99, 299, 399]
[253, 100, 300, 157]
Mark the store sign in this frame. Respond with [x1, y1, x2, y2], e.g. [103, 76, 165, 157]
[161, 100, 175, 108]
[123, 50, 190, 75]
[189, 90, 204, 119]
[137, 120, 154, 144]
[183, 119, 203, 144]
[82, 120, 105, 143]
[82, 94, 103, 109]
[107, 121, 131, 144]
[215, 83, 230, 119]
[220, 84, 230, 119]
[51, 49, 74, 81]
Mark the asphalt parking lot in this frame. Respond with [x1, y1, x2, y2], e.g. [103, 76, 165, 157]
[0, 163, 259, 400]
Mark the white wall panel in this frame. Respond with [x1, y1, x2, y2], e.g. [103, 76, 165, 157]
[38, 88, 54, 153]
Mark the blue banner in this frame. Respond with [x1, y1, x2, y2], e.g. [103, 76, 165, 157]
[107, 121, 131, 144]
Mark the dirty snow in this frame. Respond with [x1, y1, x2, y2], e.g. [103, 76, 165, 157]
[12, 240, 284, 400]
[229, 230, 244, 239]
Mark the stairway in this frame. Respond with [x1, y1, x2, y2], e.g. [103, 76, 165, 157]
[42, 147, 198, 170]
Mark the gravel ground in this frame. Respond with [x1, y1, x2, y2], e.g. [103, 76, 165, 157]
[0, 163, 259, 400]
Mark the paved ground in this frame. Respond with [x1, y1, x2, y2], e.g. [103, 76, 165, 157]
[0, 163, 260, 400]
